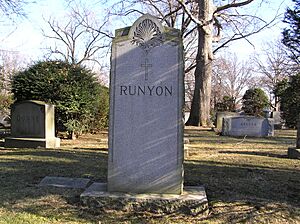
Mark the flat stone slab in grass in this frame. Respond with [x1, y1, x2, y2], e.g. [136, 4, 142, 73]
[80, 182, 208, 216]
[38, 176, 91, 189]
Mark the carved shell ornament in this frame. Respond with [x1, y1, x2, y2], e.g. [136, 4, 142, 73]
[131, 18, 164, 52]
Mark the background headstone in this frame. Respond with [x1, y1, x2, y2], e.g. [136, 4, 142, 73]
[5, 100, 60, 148]
[222, 116, 274, 137]
[271, 111, 282, 129]
[108, 14, 184, 194]
[214, 111, 240, 132]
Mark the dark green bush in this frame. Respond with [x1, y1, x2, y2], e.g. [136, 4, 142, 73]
[215, 96, 236, 112]
[12, 60, 109, 135]
[274, 73, 300, 128]
[242, 88, 269, 116]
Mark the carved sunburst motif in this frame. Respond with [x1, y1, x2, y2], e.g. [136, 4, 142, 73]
[132, 19, 164, 52]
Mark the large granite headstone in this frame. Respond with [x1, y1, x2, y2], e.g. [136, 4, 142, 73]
[5, 100, 60, 148]
[108, 14, 184, 194]
[222, 116, 274, 137]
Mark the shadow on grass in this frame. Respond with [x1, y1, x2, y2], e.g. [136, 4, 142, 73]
[218, 150, 288, 159]
[0, 146, 299, 223]
[0, 148, 109, 222]
[184, 160, 300, 206]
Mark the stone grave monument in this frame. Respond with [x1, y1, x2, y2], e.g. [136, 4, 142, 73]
[5, 100, 60, 148]
[288, 115, 300, 159]
[108, 14, 184, 194]
[214, 111, 239, 132]
[222, 116, 274, 137]
[81, 14, 208, 215]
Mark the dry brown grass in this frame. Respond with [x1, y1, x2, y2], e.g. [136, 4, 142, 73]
[0, 128, 299, 223]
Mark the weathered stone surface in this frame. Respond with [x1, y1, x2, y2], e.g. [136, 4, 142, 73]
[222, 116, 274, 137]
[81, 182, 208, 216]
[38, 176, 91, 189]
[108, 14, 184, 194]
[4, 100, 60, 148]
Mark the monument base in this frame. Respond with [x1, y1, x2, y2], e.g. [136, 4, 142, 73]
[4, 137, 60, 148]
[288, 147, 300, 159]
[80, 183, 208, 216]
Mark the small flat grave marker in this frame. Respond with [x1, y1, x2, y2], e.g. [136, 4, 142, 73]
[38, 176, 91, 189]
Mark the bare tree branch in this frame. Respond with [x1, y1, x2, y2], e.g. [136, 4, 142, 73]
[43, 7, 112, 66]
[215, 0, 254, 14]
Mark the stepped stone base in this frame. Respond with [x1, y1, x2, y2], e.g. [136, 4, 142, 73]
[80, 182, 209, 216]
[288, 147, 300, 159]
[5, 137, 60, 148]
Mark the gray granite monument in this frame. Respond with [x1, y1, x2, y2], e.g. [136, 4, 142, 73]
[5, 100, 60, 148]
[80, 15, 208, 216]
[108, 14, 184, 194]
[222, 116, 274, 137]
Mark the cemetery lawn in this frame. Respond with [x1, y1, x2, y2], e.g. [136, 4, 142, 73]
[0, 128, 299, 223]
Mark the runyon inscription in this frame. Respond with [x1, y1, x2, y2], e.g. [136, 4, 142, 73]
[120, 85, 173, 96]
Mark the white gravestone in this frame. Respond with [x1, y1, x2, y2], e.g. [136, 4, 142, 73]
[5, 100, 60, 148]
[222, 116, 274, 137]
[108, 14, 184, 194]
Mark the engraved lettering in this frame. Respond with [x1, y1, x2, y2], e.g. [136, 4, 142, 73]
[148, 86, 155, 96]
[138, 86, 145, 95]
[120, 86, 128, 95]
[129, 86, 136, 95]
[120, 85, 173, 97]
[156, 86, 163, 96]
[165, 86, 172, 96]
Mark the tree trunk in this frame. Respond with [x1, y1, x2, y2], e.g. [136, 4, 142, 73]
[186, 0, 213, 127]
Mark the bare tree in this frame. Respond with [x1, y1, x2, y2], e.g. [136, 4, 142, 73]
[43, 6, 112, 66]
[102, 0, 278, 126]
[0, 50, 26, 92]
[0, 0, 29, 18]
[178, 0, 280, 126]
[0, 50, 26, 113]
[212, 54, 254, 110]
[252, 40, 296, 110]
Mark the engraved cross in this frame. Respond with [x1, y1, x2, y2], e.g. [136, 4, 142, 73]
[141, 58, 152, 81]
